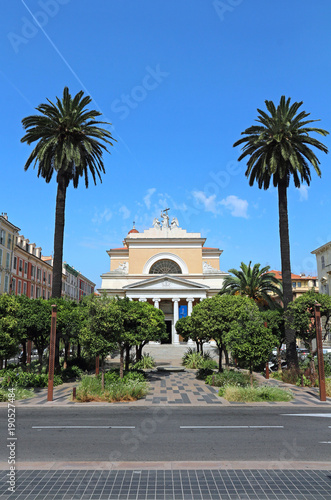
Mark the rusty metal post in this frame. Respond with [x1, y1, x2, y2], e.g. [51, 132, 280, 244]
[315, 302, 326, 402]
[47, 305, 57, 402]
[96, 355, 100, 376]
[265, 363, 269, 379]
[72, 387, 76, 399]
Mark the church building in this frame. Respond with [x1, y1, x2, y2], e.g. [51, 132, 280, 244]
[99, 211, 228, 344]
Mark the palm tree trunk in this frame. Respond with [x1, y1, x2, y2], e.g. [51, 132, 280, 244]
[277, 181, 298, 369]
[52, 174, 67, 369]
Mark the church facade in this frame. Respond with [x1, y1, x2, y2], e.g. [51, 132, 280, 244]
[99, 211, 228, 344]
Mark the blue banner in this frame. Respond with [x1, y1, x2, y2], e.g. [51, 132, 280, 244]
[179, 305, 187, 318]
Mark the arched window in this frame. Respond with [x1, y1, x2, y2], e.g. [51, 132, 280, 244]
[149, 259, 182, 274]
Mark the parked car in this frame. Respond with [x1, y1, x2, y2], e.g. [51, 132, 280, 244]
[297, 348, 309, 361]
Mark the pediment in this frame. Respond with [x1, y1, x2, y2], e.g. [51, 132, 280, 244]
[123, 274, 209, 291]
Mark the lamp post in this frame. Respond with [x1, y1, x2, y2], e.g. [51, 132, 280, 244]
[314, 302, 326, 402]
[47, 304, 57, 402]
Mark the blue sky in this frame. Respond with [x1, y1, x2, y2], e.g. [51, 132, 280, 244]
[2, 0, 331, 288]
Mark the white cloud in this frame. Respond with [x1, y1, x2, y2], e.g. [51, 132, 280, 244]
[192, 191, 220, 215]
[220, 195, 249, 218]
[298, 185, 309, 201]
[119, 205, 131, 220]
[92, 208, 112, 225]
[143, 188, 156, 209]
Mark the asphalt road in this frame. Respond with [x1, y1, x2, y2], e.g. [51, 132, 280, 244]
[1, 406, 331, 463]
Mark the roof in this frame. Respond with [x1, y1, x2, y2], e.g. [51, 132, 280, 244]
[268, 270, 317, 280]
[110, 247, 128, 251]
[128, 228, 139, 234]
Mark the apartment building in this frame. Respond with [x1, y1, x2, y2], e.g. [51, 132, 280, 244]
[0, 213, 20, 294]
[269, 270, 318, 299]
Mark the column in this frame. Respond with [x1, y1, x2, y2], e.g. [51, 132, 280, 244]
[139, 297, 147, 302]
[186, 298, 194, 345]
[186, 298, 194, 316]
[153, 298, 160, 309]
[172, 297, 180, 345]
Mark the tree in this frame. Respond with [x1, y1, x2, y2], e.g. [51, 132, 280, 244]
[53, 298, 81, 368]
[176, 315, 210, 353]
[233, 96, 329, 368]
[285, 290, 331, 374]
[21, 87, 115, 366]
[220, 261, 282, 308]
[80, 296, 123, 384]
[0, 294, 20, 368]
[190, 295, 250, 371]
[261, 308, 285, 371]
[17, 296, 52, 372]
[224, 303, 277, 385]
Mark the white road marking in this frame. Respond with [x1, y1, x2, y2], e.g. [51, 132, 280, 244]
[180, 426, 284, 429]
[319, 441, 331, 444]
[282, 414, 331, 418]
[32, 426, 135, 429]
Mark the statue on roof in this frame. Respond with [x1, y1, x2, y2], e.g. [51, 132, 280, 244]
[161, 208, 170, 228]
[171, 217, 179, 228]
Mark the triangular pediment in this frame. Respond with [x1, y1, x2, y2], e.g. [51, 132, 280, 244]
[123, 274, 209, 291]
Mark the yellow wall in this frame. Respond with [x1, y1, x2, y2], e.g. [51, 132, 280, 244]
[128, 247, 203, 274]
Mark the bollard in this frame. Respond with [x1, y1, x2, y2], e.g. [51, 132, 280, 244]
[72, 387, 76, 399]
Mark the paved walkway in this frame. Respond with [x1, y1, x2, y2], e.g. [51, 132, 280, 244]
[7, 344, 331, 407]
[1, 468, 331, 499]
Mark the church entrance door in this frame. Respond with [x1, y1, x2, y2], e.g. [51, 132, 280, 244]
[161, 320, 172, 344]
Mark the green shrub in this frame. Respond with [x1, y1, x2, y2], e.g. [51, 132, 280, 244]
[182, 349, 215, 369]
[0, 387, 35, 401]
[75, 374, 149, 402]
[0, 371, 62, 388]
[132, 354, 155, 370]
[61, 365, 83, 382]
[326, 378, 331, 397]
[219, 385, 293, 402]
[205, 369, 251, 388]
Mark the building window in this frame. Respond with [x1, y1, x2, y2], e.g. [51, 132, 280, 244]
[13, 257, 17, 270]
[7, 234, 12, 249]
[31, 265, 35, 278]
[47, 291, 50, 299]
[17, 280, 22, 295]
[292, 282, 296, 288]
[0, 248, 2, 266]
[37, 268, 41, 281]
[0, 230, 5, 245]
[30, 284, 34, 298]
[12, 278, 16, 293]
[19, 259, 23, 272]
[24, 262, 28, 275]
[322, 256, 325, 269]
[36, 287, 40, 298]
[6, 253, 10, 269]
[43, 271, 46, 282]
[297, 282, 301, 288]
[23, 282, 27, 295]
[149, 259, 182, 274]
[48, 273, 51, 285]
[4, 275, 9, 293]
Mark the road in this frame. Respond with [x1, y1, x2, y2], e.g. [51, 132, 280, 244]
[1, 406, 331, 463]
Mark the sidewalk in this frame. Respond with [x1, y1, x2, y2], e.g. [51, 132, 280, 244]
[8, 344, 331, 407]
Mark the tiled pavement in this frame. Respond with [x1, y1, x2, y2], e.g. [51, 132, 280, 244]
[1, 469, 331, 499]
[10, 368, 331, 407]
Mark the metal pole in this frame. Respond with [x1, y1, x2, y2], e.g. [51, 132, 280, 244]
[314, 302, 326, 402]
[47, 305, 57, 402]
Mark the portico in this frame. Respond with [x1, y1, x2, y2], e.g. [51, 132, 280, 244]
[99, 211, 228, 343]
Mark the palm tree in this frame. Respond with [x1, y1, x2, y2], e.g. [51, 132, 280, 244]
[21, 87, 115, 367]
[21, 87, 114, 298]
[233, 96, 328, 368]
[220, 261, 282, 308]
